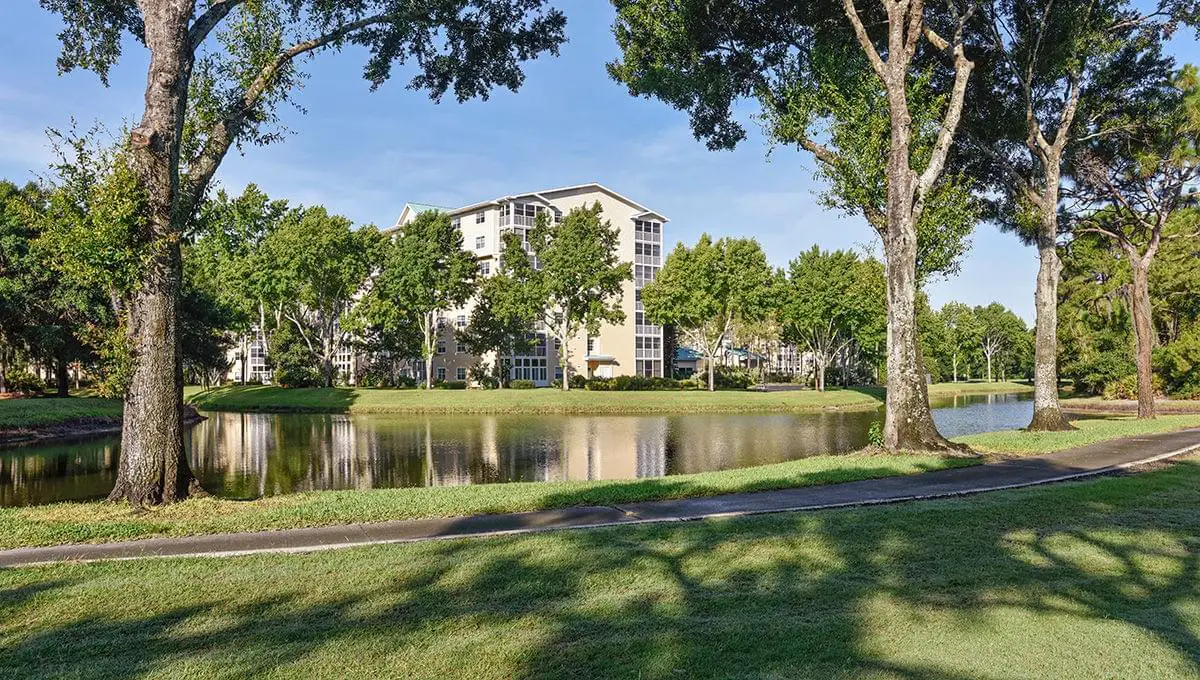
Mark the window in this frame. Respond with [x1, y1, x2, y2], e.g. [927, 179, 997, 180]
[553, 338, 561, 351]
[436, 367, 446, 381]
[436, 316, 447, 330]
[509, 357, 548, 383]
[479, 261, 490, 276]
[436, 342, 446, 355]
[451, 216, 461, 229]
[475, 212, 485, 224]
[475, 235, 485, 249]
[586, 337, 595, 354]
[456, 315, 467, 328]
[455, 342, 467, 354]
[456, 367, 467, 381]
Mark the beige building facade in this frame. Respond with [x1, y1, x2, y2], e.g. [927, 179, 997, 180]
[386, 183, 667, 386]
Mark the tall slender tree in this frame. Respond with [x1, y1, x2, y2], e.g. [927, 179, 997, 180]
[1072, 65, 1200, 418]
[963, 0, 1174, 430]
[38, 0, 566, 505]
[610, 0, 977, 452]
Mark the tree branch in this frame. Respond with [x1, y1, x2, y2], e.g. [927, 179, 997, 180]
[188, 0, 247, 48]
[184, 11, 399, 209]
[915, 36, 974, 207]
[841, 0, 888, 81]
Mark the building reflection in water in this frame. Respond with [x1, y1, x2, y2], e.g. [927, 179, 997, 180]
[2, 392, 1034, 507]
[184, 410, 881, 497]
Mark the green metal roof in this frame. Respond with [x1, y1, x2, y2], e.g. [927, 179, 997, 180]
[406, 202, 451, 214]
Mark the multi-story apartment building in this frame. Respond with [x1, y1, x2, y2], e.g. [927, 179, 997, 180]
[385, 183, 667, 386]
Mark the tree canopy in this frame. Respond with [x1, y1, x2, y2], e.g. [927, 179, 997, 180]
[641, 234, 776, 391]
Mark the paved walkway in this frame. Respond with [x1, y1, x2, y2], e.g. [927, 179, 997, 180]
[3, 428, 1199, 568]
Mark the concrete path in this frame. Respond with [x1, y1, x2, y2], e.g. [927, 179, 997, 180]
[3, 428, 1199, 568]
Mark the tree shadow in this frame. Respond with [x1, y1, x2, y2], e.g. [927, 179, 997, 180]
[2, 462, 1198, 678]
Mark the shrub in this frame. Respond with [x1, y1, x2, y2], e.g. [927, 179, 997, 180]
[469, 362, 499, 389]
[1063, 348, 1135, 397]
[713, 366, 754, 390]
[583, 375, 686, 391]
[5, 370, 45, 395]
[510, 379, 536, 389]
[267, 324, 322, 388]
[436, 380, 467, 390]
[570, 374, 588, 389]
[866, 420, 884, 447]
[1155, 326, 1200, 399]
[1101, 373, 1165, 400]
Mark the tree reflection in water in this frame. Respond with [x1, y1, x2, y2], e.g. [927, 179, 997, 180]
[2, 393, 1036, 506]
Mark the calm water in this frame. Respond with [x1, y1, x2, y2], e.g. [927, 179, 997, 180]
[1, 392, 1036, 507]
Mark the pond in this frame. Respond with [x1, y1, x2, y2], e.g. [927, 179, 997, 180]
[0, 391, 1036, 507]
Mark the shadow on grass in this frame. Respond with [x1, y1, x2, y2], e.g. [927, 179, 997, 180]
[3, 461, 1199, 678]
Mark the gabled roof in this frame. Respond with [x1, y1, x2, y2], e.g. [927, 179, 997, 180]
[388, 183, 669, 232]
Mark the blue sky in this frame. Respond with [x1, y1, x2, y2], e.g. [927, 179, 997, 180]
[1, 2, 1196, 323]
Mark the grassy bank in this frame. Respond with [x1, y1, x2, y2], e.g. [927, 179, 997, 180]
[4, 414, 1198, 550]
[185, 380, 1032, 415]
[0, 453, 975, 549]
[0, 397, 121, 431]
[1063, 396, 1200, 415]
[3, 456, 1198, 679]
[961, 414, 1200, 454]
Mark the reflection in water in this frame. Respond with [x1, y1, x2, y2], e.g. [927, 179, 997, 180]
[1, 392, 1038, 507]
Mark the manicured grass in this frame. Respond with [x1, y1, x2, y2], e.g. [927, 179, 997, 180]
[959, 414, 1200, 454]
[1063, 396, 1200, 414]
[185, 381, 1032, 415]
[3, 456, 1198, 679]
[0, 397, 122, 431]
[0, 453, 975, 549]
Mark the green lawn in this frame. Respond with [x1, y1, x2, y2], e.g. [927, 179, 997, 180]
[0, 453, 975, 549]
[4, 413, 1198, 550]
[2, 455, 1198, 679]
[0, 397, 122, 431]
[184, 381, 1032, 415]
[1063, 396, 1200, 414]
[961, 413, 1200, 453]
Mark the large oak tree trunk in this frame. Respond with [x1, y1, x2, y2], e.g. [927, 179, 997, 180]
[107, 0, 202, 506]
[882, 217, 962, 452]
[1129, 259, 1156, 419]
[108, 243, 202, 504]
[1027, 221, 1075, 431]
[880, 77, 966, 454]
